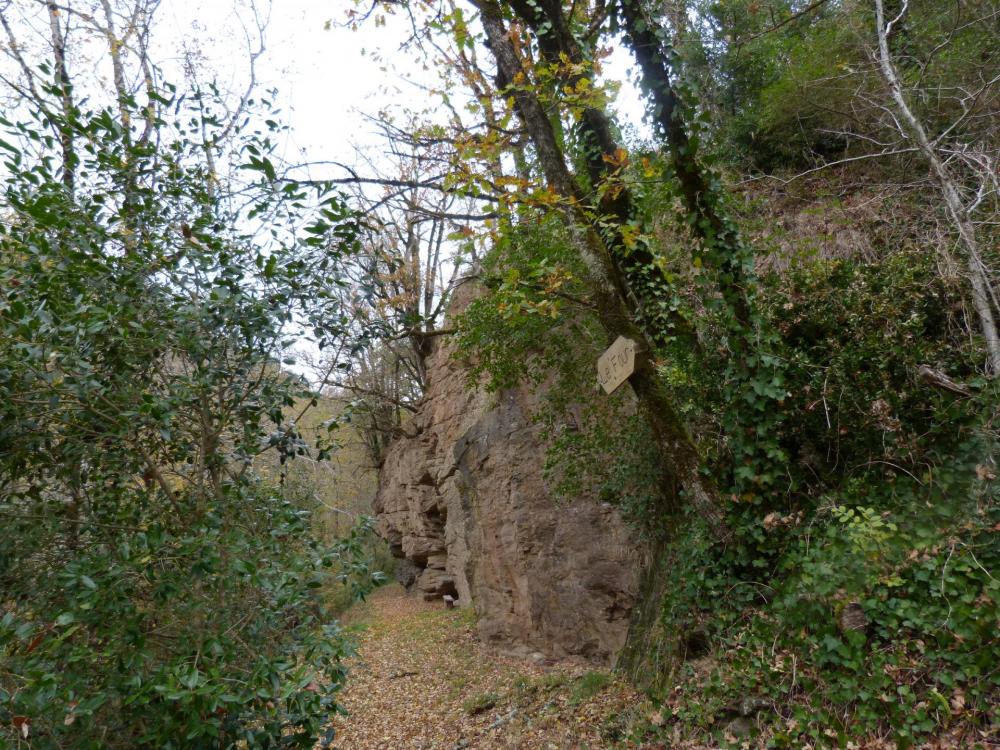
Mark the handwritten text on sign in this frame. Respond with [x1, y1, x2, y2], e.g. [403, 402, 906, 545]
[597, 336, 636, 394]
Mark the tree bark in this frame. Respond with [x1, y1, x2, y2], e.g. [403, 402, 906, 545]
[46, 1, 75, 194]
[874, 0, 1000, 375]
[475, 0, 721, 528]
[618, 0, 754, 332]
[504, 0, 701, 350]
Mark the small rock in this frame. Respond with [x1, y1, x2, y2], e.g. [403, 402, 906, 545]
[838, 601, 868, 634]
[739, 696, 771, 716]
[723, 716, 753, 737]
[530, 651, 547, 666]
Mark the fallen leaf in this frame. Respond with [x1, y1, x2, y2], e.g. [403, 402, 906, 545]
[13, 716, 29, 739]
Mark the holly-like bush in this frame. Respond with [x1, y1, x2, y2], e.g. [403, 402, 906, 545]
[0, 87, 376, 748]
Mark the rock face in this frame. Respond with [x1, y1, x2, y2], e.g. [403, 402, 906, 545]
[374, 279, 640, 665]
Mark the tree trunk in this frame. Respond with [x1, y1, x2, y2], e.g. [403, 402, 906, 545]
[504, 0, 701, 350]
[475, 0, 722, 529]
[874, 0, 1000, 375]
[46, 2, 75, 194]
[617, 0, 757, 335]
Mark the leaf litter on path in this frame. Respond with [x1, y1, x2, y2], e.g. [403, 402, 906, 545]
[327, 585, 653, 750]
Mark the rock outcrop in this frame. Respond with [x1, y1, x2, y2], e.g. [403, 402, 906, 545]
[373, 279, 641, 665]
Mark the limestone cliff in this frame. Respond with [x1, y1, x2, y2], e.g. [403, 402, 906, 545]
[373, 279, 641, 665]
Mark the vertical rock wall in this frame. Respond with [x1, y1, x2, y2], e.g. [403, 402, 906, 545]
[373, 280, 641, 665]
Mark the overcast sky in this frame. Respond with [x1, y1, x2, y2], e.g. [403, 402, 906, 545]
[157, 0, 647, 178]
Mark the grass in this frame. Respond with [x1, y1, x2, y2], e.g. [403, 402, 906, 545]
[462, 692, 500, 715]
[536, 672, 569, 691]
[448, 674, 470, 699]
[570, 670, 612, 704]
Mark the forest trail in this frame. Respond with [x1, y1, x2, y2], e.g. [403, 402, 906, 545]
[329, 585, 655, 750]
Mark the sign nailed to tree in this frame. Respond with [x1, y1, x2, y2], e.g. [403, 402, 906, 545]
[597, 336, 637, 394]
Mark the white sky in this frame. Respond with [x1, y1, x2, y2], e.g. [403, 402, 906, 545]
[1, 0, 647, 186]
[157, 0, 648, 178]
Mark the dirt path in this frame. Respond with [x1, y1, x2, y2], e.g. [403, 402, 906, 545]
[328, 585, 654, 750]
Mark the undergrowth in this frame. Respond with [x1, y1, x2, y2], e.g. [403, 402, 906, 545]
[456, 210, 998, 746]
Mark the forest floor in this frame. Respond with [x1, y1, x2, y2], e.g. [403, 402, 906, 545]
[327, 585, 658, 750]
[324, 586, 990, 749]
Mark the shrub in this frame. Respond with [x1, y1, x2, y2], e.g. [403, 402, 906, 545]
[0, 84, 375, 747]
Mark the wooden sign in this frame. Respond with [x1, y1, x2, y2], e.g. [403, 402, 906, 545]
[597, 336, 636, 394]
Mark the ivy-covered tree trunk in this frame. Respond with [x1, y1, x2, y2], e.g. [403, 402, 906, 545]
[616, 0, 791, 498]
[481, 0, 793, 505]
[618, 0, 755, 331]
[475, 0, 720, 527]
[503, 0, 701, 351]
